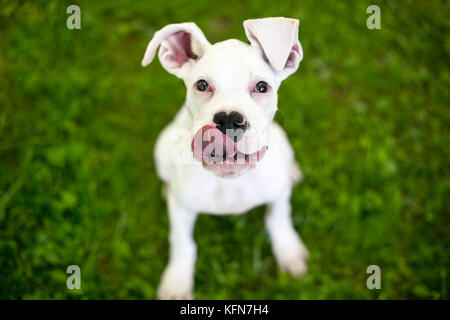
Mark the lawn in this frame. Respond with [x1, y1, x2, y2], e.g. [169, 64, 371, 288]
[0, 0, 448, 299]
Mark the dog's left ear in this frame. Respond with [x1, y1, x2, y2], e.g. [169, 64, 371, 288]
[244, 17, 303, 81]
[141, 22, 211, 79]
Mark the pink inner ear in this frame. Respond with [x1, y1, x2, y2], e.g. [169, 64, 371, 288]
[163, 31, 198, 67]
[285, 43, 300, 68]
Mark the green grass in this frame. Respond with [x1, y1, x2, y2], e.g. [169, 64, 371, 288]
[0, 0, 448, 299]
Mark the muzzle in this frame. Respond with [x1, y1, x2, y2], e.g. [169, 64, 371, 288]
[191, 125, 268, 166]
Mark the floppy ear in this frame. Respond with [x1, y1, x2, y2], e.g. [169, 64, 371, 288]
[141, 22, 211, 79]
[244, 17, 303, 81]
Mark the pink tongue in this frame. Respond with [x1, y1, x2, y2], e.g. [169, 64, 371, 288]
[191, 125, 237, 160]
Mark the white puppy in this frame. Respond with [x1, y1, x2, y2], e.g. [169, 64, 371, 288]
[142, 17, 309, 299]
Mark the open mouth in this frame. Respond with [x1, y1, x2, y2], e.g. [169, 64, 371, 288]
[191, 125, 268, 168]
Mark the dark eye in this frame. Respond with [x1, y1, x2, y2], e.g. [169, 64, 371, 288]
[196, 79, 209, 92]
[255, 81, 268, 93]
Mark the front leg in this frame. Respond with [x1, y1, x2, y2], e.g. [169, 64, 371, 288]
[265, 196, 309, 277]
[157, 191, 198, 300]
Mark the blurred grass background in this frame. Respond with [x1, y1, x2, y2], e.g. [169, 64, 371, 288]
[0, 0, 448, 299]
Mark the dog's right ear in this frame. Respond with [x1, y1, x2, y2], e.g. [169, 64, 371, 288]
[141, 22, 211, 79]
[244, 17, 302, 81]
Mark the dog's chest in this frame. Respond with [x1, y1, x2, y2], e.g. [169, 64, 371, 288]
[174, 166, 286, 215]
[203, 180, 264, 214]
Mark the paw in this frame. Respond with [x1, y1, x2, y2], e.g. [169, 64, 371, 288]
[273, 233, 309, 278]
[157, 265, 194, 300]
[277, 247, 309, 277]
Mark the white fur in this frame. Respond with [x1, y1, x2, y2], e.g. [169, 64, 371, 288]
[142, 17, 309, 299]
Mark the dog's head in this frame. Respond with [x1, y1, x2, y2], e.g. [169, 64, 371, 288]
[142, 18, 303, 178]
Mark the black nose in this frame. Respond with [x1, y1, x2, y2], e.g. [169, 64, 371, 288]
[213, 111, 249, 142]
